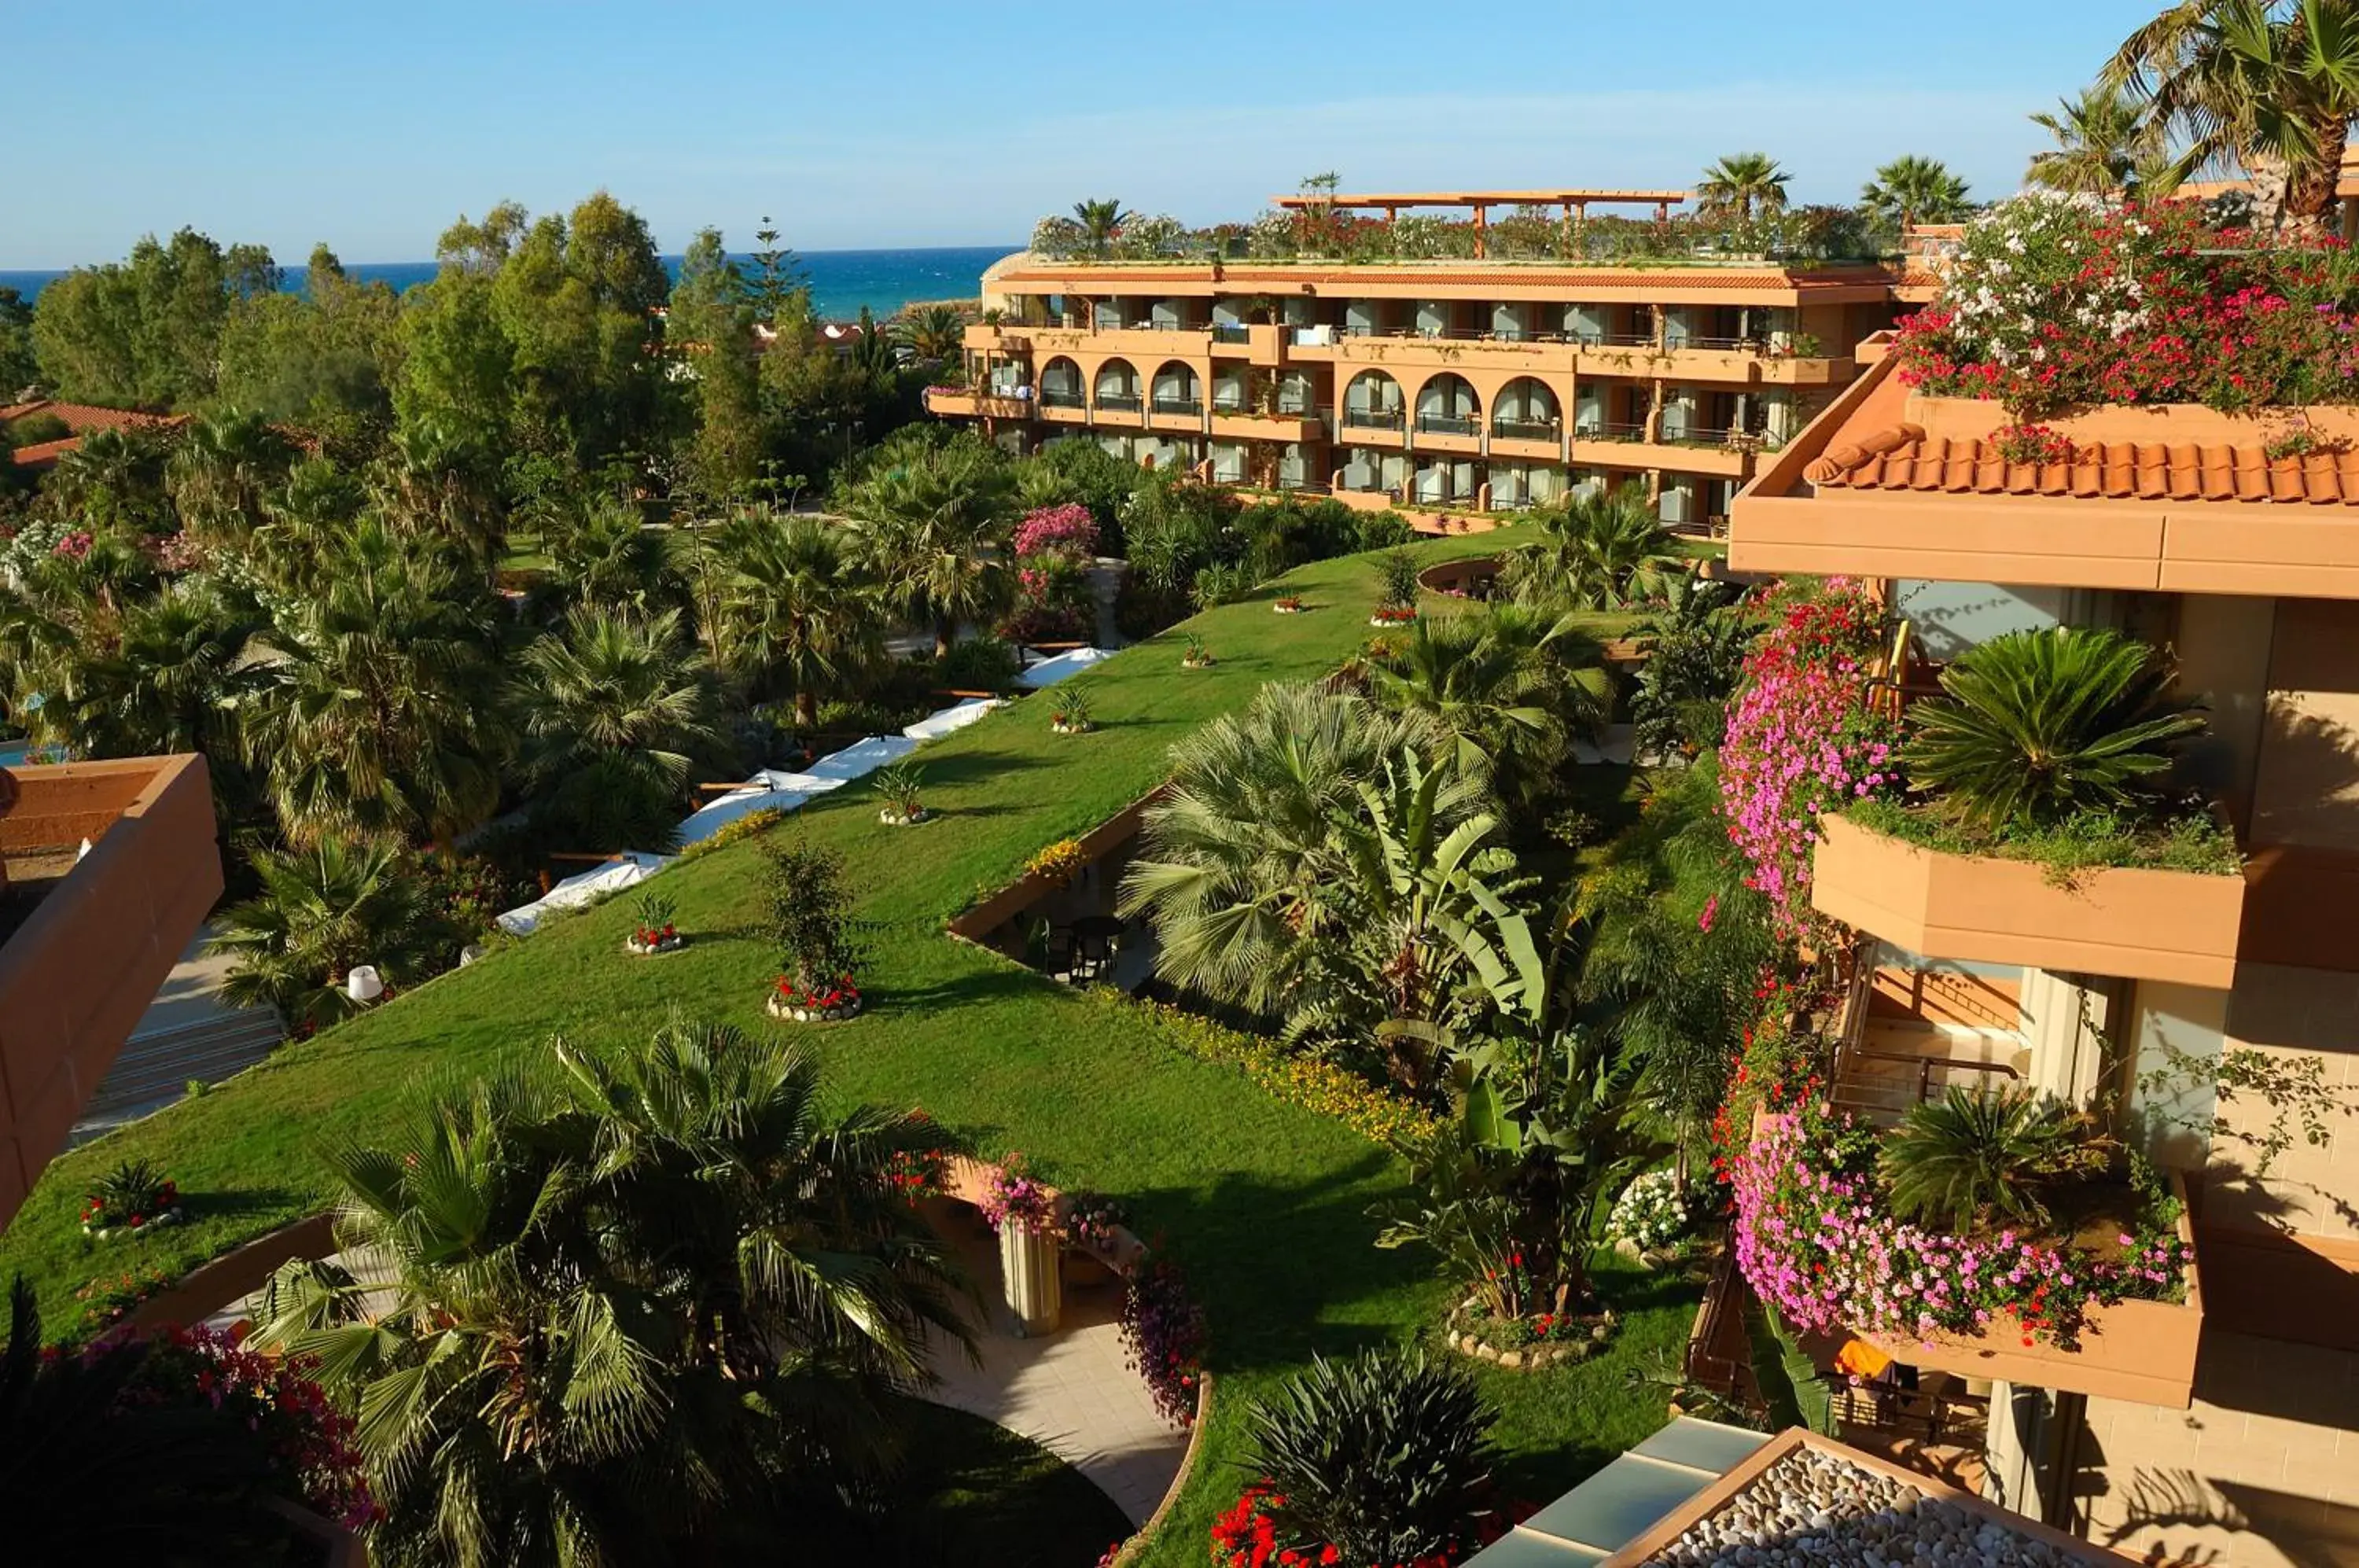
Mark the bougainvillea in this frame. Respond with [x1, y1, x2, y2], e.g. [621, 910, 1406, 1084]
[1894, 193, 2359, 418]
[1717, 580, 1897, 937]
[1730, 1106, 2191, 1353]
[1118, 1244, 1207, 1426]
[1013, 502, 1100, 561]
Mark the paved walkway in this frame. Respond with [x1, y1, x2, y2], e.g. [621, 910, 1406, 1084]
[920, 1198, 1189, 1525]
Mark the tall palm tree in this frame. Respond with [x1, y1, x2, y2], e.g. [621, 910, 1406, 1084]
[1500, 484, 1681, 611]
[238, 517, 510, 846]
[840, 444, 1017, 659]
[252, 1021, 973, 1567]
[165, 408, 293, 542]
[208, 837, 447, 1026]
[57, 578, 252, 759]
[2106, 0, 2359, 224]
[893, 304, 970, 364]
[549, 495, 688, 616]
[372, 421, 506, 573]
[2026, 86, 2176, 195]
[1695, 154, 1791, 220]
[1859, 155, 1974, 229]
[513, 605, 723, 849]
[47, 425, 173, 534]
[716, 512, 884, 727]
[1071, 198, 1134, 259]
[1366, 603, 1606, 808]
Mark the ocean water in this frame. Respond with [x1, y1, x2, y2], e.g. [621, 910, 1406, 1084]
[0, 244, 1017, 322]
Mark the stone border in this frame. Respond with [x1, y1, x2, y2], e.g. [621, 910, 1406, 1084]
[1106, 1370, 1216, 1568]
[1444, 1304, 1619, 1374]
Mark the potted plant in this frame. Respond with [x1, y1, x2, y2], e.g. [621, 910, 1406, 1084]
[81, 1159, 184, 1239]
[1060, 1190, 1128, 1286]
[1272, 594, 1306, 615]
[1049, 686, 1095, 735]
[981, 1154, 1062, 1336]
[874, 760, 929, 826]
[1180, 631, 1216, 669]
[761, 840, 867, 1022]
[624, 890, 684, 955]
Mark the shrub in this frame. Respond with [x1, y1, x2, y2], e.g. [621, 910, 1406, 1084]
[1133, 998, 1443, 1148]
[1374, 546, 1424, 609]
[874, 760, 926, 821]
[761, 838, 864, 992]
[82, 1160, 180, 1235]
[1189, 560, 1259, 609]
[1049, 686, 1094, 732]
[630, 890, 678, 948]
[1605, 1169, 1704, 1252]
[1901, 627, 2202, 832]
[940, 634, 1022, 693]
[1113, 568, 1193, 641]
[1879, 1085, 2080, 1231]
[1012, 501, 1101, 561]
[678, 805, 786, 859]
[1355, 510, 1415, 551]
[1235, 1350, 1500, 1568]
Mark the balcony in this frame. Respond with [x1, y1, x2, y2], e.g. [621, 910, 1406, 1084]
[924, 388, 1032, 420]
[1811, 812, 2248, 988]
[1210, 322, 1251, 345]
[0, 756, 223, 1226]
[1490, 418, 1564, 459]
[1148, 395, 1202, 419]
[1571, 422, 1758, 477]
[1209, 408, 1325, 444]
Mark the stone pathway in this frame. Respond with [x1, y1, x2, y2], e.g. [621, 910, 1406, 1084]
[919, 1198, 1189, 1526]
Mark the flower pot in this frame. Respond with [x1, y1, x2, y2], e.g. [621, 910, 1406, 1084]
[1272, 603, 1305, 615]
[999, 1221, 1063, 1336]
[1181, 657, 1215, 670]
[1051, 720, 1093, 735]
[83, 1205, 185, 1242]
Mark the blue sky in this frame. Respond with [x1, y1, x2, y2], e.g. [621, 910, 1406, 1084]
[9, 0, 2165, 269]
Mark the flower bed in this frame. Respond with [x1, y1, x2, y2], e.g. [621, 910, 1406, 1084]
[1444, 1299, 1614, 1373]
[81, 1160, 184, 1240]
[1730, 1106, 2192, 1353]
[133, 1323, 378, 1528]
[1368, 605, 1417, 628]
[768, 977, 862, 1022]
[626, 927, 684, 955]
[1604, 1169, 1708, 1261]
[1273, 596, 1306, 615]
[1212, 1481, 1514, 1568]
[1132, 999, 1444, 1149]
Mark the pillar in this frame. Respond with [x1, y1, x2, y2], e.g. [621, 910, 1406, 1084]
[999, 1220, 1063, 1337]
[1982, 1380, 2086, 1526]
[2019, 969, 2111, 1109]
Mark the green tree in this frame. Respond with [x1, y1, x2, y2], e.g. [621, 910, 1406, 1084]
[165, 407, 295, 540]
[716, 511, 884, 726]
[1500, 483, 1680, 610]
[669, 227, 766, 504]
[2026, 85, 2194, 196]
[30, 229, 272, 408]
[745, 215, 812, 326]
[53, 579, 252, 760]
[1695, 154, 1791, 220]
[0, 285, 37, 398]
[208, 838, 448, 1026]
[2107, 0, 2359, 225]
[392, 265, 515, 456]
[841, 436, 1017, 657]
[214, 245, 403, 451]
[895, 304, 970, 364]
[1071, 198, 1135, 259]
[1859, 155, 1974, 229]
[1367, 603, 1605, 809]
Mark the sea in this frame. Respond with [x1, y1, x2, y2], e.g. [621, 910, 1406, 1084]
[0, 244, 1018, 322]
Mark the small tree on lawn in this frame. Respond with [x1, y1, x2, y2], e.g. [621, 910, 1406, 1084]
[764, 838, 865, 1003]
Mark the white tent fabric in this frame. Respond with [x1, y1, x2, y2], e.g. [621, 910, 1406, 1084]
[495, 852, 675, 936]
[902, 698, 1003, 742]
[807, 734, 918, 780]
[1017, 646, 1114, 689]
[673, 771, 847, 848]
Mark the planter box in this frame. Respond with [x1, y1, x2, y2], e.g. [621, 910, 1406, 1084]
[1860, 1171, 2205, 1409]
[1811, 814, 2247, 988]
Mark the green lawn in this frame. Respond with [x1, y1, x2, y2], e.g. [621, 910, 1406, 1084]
[0, 532, 1691, 1564]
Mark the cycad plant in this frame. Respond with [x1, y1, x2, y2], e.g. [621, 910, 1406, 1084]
[1880, 1085, 2080, 1231]
[1240, 1349, 1500, 1568]
[1901, 627, 2203, 831]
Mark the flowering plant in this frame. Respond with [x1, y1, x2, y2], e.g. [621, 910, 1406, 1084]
[1274, 594, 1306, 613]
[1050, 686, 1095, 732]
[1604, 1169, 1704, 1253]
[1013, 502, 1100, 561]
[52, 530, 94, 561]
[1212, 1482, 1508, 1568]
[1989, 423, 2080, 467]
[1026, 838, 1088, 885]
[72, 1267, 174, 1343]
[1729, 1104, 2192, 1352]
[1368, 604, 1418, 625]
[82, 1158, 182, 1237]
[129, 1324, 378, 1528]
[1707, 977, 1827, 1182]
[773, 974, 859, 1013]
[1062, 1190, 1128, 1251]
[1120, 1244, 1207, 1426]
[883, 1126, 949, 1202]
[978, 1153, 1056, 1232]
[629, 889, 679, 951]
[1717, 579, 1899, 937]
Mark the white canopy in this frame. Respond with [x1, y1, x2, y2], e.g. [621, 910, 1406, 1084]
[902, 698, 1004, 742]
[673, 770, 848, 848]
[807, 734, 919, 780]
[495, 851, 675, 937]
[1017, 646, 1114, 689]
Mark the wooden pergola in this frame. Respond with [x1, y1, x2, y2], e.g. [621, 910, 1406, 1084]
[1269, 188, 1690, 258]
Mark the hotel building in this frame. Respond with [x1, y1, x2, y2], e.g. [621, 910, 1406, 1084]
[926, 190, 1909, 532]
[1724, 337, 2359, 1567]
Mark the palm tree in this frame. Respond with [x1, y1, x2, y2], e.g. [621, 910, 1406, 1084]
[209, 837, 447, 1026]
[238, 517, 510, 846]
[1500, 484, 1681, 611]
[2026, 85, 2192, 196]
[252, 1021, 974, 1566]
[716, 512, 884, 727]
[1071, 198, 1134, 259]
[1859, 155, 1974, 229]
[841, 443, 1017, 659]
[165, 408, 293, 541]
[549, 495, 688, 616]
[513, 605, 724, 849]
[372, 421, 506, 572]
[57, 578, 252, 759]
[2105, 0, 2359, 224]
[1695, 153, 1791, 220]
[47, 425, 174, 535]
[1366, 603, 1606, 808]
[894, 304, 970, 363]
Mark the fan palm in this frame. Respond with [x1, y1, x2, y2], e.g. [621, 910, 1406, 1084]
[2105, 0, 2359, 225]
[165, 407, 293, 542]
[840, 444, 1016, 659]
[46, 425, 172, 533]
[1881, 1085, 2080, 1230]
[549, 495, 688, 616]
[513, 605, 723, 849]
[238, 518, 510, 845]
[1071, 198, 1134, 259]
[1367, 603, 1606, 806]
[716, 512, 884, 726]
[2026, 86, 2188, 195]
[208, 837, 447, 1026]
[1859, 155, 1974, 229]
[1500, 483, 1680, 611]
[1901, 627, 2203, 832]
[57, 578, 252, 759]
[893, 304, 970, 363]
[1695, 153, 1790, 219]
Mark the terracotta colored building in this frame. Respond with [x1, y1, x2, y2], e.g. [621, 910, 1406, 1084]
[0, 756, 222, 1229]
[925, 190, 1906, 534]
[1729, 339, 2359, 1566]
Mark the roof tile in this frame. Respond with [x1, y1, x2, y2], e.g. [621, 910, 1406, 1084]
[1804, 420, 2359, 508]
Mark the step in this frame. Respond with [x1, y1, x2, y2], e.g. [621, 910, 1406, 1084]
[73, 1008, 284, 1136]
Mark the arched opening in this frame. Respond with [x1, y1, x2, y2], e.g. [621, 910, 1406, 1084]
[1415, 374, 1480, 437]
[1149, 361, 1201, 416]
[1093, 359, 1141, 411]
[1492, 377, 1562, 441]
[1039, 357, 1084, 409]
[1342, 370, 1404, 430]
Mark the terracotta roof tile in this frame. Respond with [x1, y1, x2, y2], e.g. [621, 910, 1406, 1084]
[1807, 423, 2359, 507]
[1, 399, 185, 435]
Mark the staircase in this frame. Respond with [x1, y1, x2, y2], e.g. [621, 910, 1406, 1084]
[71, 1007, 284, 1143]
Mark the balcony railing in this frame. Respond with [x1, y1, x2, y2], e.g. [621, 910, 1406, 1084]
[1673, 335, 1771, 352]
[1343, 407, 1405, 429]
[1415, 412, 1479, 436]
[1492, 418, 1562, 443]
[1095, 392, 1143, 412]
[1040, 389, 1086, 409]
[1150, 396, 1203, 416]
[1211, 323, 1251, 344]
[1277, 477, 1330, 494]
[1573, 421, 1650, 443]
